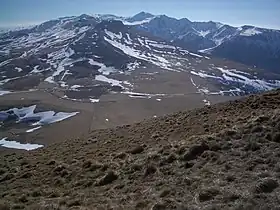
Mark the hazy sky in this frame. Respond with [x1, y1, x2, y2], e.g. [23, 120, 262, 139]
[0, 0, 279, 29]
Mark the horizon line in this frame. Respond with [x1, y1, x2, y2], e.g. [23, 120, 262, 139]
[0, 12, 279, 31]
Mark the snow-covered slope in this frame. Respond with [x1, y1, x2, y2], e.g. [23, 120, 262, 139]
[136, 15, 280, 73]
[0, 13, 280, 102]
[93, 12, 156, 26]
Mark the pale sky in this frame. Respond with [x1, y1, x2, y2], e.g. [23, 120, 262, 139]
[0, 0, 280, 29]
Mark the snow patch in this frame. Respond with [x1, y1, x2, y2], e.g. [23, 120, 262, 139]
[191, 67, 280, 94]
[124, 33, 133, 45]
[216, 67, 280, 90]
[0, 90, 11, 96]
[0, 137, 44, 151]
[198, 88, 210, 94]
[240, 28, 262, 36]
[138, 38, 145, 46]
[90, 98, 100, 103]
[190, 71, 221, 79]
[104, 35, 176, 71]
[203, 99, 211, 106]
[149, 43, 176, 49]
[88, 59, 117, 75]
[30, 65, 45, 74]
[141, 72, 158, 75]
[105, 29, 122, 40]
[61, 70, 72, 81]
[127, 61, 141, 71]
[45, 47, 75, 83]
[128, 95, 147, 99]
[0, 76, 21, 85]
[190, 77, 197, 88]
[198, 30, 210, 37]
[26, 126, 42, 133]
[15, 67, 23, 72]
[33, 112, 79, 126]
[123, 91, 165, 98]
[70, 85, 83, 90]
[95, 75, 123, 87]
[189, 52, 203, 58]
[1, 105, 79, 126]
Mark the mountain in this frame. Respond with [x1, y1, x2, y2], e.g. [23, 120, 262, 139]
[1, 13, 280, 103]
[125, 11, 154, 22]
[2, 12, 279, 73]
[1, 12, 280, 148]
[0, 25, 36, 35]
[209, 26, 280, 73]
[93, 12, 156, 25]
[1, 13, 280, 209]
[1, 89, 280, 209]
[137, 15, 280, 73]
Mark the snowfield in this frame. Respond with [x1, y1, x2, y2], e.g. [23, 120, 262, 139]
[0, 137, 44, 151]
[0, 105, 79, 129]
[240, 28, 262, 36]
[190, 67, 280, 95]
[0, 105, 79, 150]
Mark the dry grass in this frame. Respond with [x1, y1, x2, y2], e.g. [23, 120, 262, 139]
[1, 89, 280, 209]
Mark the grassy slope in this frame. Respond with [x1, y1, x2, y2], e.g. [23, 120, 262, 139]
[1, 89, 280, 209]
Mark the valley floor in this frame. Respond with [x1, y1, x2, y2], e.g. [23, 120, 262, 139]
[0, 67, 237, 148]
[1, 89, 280, 209]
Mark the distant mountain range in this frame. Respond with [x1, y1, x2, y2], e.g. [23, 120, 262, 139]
[1, 12, 279, 74]
[0, 12, 280, 102]
[133, 13, 280, 73]
[60, 11, 278, 73]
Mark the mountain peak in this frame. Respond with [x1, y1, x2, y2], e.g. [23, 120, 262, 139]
[134, 11, 154, 18]
[179, 17, 192, 23]
[78, 14, 92, 19]
[128, 12, 154, 22]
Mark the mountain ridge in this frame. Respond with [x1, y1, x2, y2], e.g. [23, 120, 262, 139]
[2, 11, 279, 35]
[2, 11, 278, 73]
[1, 13, 280, 103]
[132, 12, 280, 73]
[1, 12, 280, 209]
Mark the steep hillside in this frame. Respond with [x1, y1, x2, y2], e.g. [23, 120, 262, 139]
[210, 29, 280, 72]
[3, 14, 280, 148]
[137, 14, 280, 73]
[1, 89, 280, 209]
[1, 14, 280, 102]
[1, 12, 280, 73]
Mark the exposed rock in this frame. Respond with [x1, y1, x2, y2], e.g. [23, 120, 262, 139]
[130, 145, 144, 154]
[97, 171, 118, 186]
[0, 173, 14, 182]
[152, 203, 167, 210]
[254, 178, 279, 193]
[198, 188, 220, 202]
[182, 142, 209, 161]
[272, 132, 280, 143]
[144, 165, 157, 177]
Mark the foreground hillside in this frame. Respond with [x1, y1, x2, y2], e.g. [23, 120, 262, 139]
[1, 89, 280, 209]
